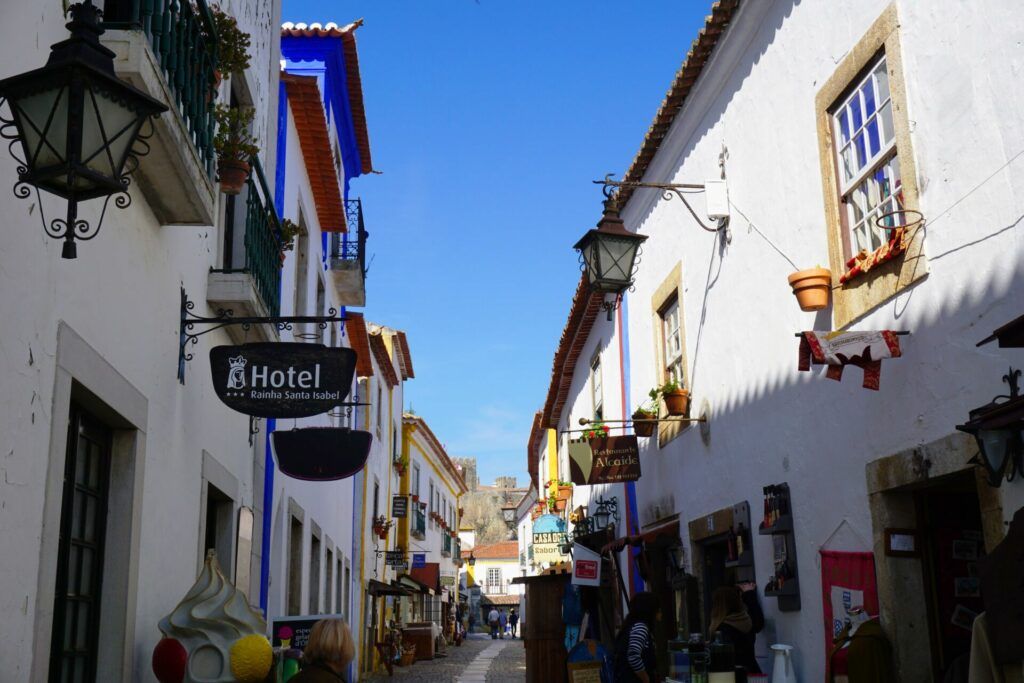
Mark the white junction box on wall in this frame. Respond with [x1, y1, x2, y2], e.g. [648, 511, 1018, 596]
[704, 178, 729, 220]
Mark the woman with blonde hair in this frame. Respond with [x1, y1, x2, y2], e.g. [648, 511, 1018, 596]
[291, 618, 355, 682]
[708, 583, 765, 675]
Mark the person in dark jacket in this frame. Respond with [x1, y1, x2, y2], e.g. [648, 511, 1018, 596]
[290, 618, 355, 682]
[708, 583, 765, 675]
[613, 591, 661, 683]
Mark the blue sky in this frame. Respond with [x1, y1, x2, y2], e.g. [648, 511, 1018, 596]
[282, 1, 709, 486]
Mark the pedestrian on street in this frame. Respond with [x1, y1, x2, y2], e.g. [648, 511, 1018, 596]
[708, 582, 765, 675]
[498, 608, 508, 639]
[509, 608, 519, 638]
[291, 618, 355, 682]
[613, 591, 661, 683]
[488, 606, 500, 639]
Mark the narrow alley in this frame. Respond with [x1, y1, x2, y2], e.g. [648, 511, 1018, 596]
[363, 634, 525, 683]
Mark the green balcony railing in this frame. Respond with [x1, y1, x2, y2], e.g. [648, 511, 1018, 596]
[243, 158, 283, 317]
[102, 0, 218, 176]
[412, 506, 426, 540]
[442, 533, 452, 557]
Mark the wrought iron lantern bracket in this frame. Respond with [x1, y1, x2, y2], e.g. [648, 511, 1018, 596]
[957, 367, 1024, 487]
[178, 289, 347, 383]
[594, 174, 729, 236]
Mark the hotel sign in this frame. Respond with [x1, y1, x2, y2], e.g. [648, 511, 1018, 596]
[568, 435, 641, 486]
[210, 343, 356, 418]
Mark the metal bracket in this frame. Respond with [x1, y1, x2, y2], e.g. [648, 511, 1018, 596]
[594, 174, 726, 235]
[178, 288, 347, 383]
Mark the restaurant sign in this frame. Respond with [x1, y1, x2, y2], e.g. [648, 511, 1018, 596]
[385, 551, 408, 569]
[210, 343, 356, 418]
[272, 428, 372, 481]
[392, 495, 408, 518]
[533, 514, 568, 564]
[568, 435, 641, 486]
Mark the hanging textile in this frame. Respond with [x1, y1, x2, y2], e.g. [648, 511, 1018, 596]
[798, 331, 903, 390]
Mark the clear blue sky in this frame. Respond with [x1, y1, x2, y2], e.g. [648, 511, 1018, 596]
[282, 1, 709, 486]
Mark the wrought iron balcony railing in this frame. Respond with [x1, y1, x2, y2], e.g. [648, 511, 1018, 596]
[442, 533, 452, 557]
[412, 506, 426, 540]
[102, 0, 218, 176]
[329, 198, 368, 274]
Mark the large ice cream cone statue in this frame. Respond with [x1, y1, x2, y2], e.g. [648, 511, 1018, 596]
[152, 550, 272, 683]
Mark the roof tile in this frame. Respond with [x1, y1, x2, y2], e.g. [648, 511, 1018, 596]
[345, 313, 374, 377]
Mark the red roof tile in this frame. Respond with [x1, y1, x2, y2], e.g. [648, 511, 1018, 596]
[617, 1, 740, 211]
[369, 332, 399, 388]
[463, 541, 518, 560]
[527, 411, 543, 490]
[282, 74, 346, 233]
[394, 331, 414, 379]
[345, 313, 374, 377]
[281, 20, 374, 175]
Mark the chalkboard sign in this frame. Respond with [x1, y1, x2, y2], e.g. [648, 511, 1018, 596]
[392, 495, 408, 518]
[272, 428, 372, 481]
[385, 551, 408, 569]
[210, 343, 356, 418]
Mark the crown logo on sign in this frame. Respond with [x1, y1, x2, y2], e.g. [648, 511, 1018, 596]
[228, 356, 247, 370]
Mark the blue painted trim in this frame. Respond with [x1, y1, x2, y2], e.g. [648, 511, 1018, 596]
[620, 294, 644, 595]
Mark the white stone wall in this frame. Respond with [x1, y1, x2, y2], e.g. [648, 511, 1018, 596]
[619, 0, 1024, 679]
[0, 0, 282, 680]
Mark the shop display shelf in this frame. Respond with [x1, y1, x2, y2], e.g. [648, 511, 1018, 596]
[764, 578, 800, 597]
[757, 514, 793, 535]
[724, 550, 753, 568]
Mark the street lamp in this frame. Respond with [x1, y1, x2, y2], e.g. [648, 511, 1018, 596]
[501, 505, 516, 528]
[467, 552, 476, 567]
[956, 368, 1024, 487]
[0, 0, 166, 258]
[574, 195, 648, 320]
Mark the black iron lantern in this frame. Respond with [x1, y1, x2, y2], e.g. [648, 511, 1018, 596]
[574, 197, 648, 320]
[502, 505, 516, 528]
[591, 495, 618, 530]
[467, 552, 476, 567]
[0, 0, 166, 258]
[957, 368, 1024, 487]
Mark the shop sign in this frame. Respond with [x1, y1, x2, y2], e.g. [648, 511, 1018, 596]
[572, 544, 602, 587]
[412, 553, 426, 568]
[271, 613, 344, 650]
[392, 495, 408, 518]
[440, 575, 456, 587]
[568, 435, 641, 486]
[385, 551, 408, 569]
[272, 428, 372, 481]
[210, 343, 356, 418]
[533, 514, 568, 564]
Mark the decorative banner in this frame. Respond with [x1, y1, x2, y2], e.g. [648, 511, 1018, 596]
[392, 495, 408, 518]
[210, 343, 356, 417]
[568, 435, 641, 485]
[412, 553, 426, 569]
[385, 551, 408, 569]
[820, 551, 879, 668]
[572, 543, 602, 587]
[533, 514, 568, 564]
[272, 428, 372, 481]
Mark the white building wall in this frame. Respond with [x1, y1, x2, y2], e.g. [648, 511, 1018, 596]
[0, 1, 282, 680]
[619, 1, 1024, 679]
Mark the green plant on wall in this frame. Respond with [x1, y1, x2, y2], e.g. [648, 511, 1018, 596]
[278, 218, 301, 252]
[213, 104, 259, 162]
[208, 4, 252, 77]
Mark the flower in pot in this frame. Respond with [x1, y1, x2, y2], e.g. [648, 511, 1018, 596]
[208, 4, 251, 84]
[213, 104, 259, 195]
[582, 422, 610, 440]
[652, 380, 689, 417]
[632, 403, 658, 437]
[787, 266, 832, 311]
[372, 515, 392, 539]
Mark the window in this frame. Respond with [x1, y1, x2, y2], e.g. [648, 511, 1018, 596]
[429, 481, 435, 522]
[413, 464, 421, 498]
[325, 547, 334, 613]
[487, 567, 502, 591]
[203, 482, 234, 573]
[590, 352, 604, 421]
[831, 55, 903, 256]
[373, 480, 380, 518]
[660, 296, 684, 386]
[376, 382, 383, 437]
[309, 533, 321, 613]
[293, 213, 310, 321]
[287, 517, 302, 615]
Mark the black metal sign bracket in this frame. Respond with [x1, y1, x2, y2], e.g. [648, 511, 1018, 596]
[178, 288, 348, 383]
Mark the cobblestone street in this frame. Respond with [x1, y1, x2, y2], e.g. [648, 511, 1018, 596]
[362, 634, 526, 683]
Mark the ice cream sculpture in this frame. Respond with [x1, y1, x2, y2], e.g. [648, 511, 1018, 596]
[152, 550, 273, 683]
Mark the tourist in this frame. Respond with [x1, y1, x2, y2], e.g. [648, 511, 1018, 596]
[613, 592, 661, 683]
[488, 606, 500, 639]
[708, 582, 765, 675]
[498, 608, 508, 639]
[291, 618, 355, 682]
[509, 608, 519, 638]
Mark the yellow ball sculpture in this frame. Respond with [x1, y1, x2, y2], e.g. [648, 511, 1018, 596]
[229, 633, 273, 682]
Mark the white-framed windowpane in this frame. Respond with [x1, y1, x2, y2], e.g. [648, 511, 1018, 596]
[661, 299, 684, 386]
[833, 55, 895, 194]
[844, 154, 904, 253]
[590, 354, 603, 420]
[487, 568, 502, 587]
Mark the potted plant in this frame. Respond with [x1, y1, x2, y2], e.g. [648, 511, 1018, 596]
[208, 4, 251, 83]
[652, 380, 689, 417]
[278, 217, 301, 253]
[392, 453, 409, 476]
[787, 266, 832, 311]
[213, 104, 258, 194]
[411, 494, 419, 502]
[582, 423, 610, 440]
[632, 403, 658, 437]
[372, 515, 392, 539]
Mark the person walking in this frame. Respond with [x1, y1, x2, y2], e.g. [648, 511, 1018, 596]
[708, 582, 765, 675]
[508, 608, 519, 638]
[290, 618, 355, 682]
[498, 608, 508, 639]
[488, 606, 500, 639]
[613, 591, 661, 683]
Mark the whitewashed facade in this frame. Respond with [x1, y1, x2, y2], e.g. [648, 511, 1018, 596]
[616, 1, 1024, 679]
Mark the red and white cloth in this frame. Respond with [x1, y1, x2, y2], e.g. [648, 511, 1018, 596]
[798, 331, 902, 390]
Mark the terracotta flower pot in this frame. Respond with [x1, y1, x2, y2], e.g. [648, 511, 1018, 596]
[217, 158, 250, 195]
[632, 411, 657, 437]
[663, 389, 690, 416]
[787, 267, 832, 311]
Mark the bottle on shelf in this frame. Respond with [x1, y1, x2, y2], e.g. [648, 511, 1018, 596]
[708, 630, 736, 683]
[735, 522, 746, 557]
[688, 633, 708, 683]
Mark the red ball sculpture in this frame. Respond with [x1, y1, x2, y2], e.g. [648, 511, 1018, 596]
[152, 637, 187, 683]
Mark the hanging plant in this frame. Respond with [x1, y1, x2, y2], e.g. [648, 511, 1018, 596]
[372, 515, 393, 539]
[632, 403, 658, 437]
[651, 380, 689, 417]
[208, 4, 251, 81]
[582, 422, 610, 440]
[278, 218, 300, 253]
[213, 104, 258, 194]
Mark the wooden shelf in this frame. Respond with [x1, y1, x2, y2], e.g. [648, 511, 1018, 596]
[758, 514, 793, 535]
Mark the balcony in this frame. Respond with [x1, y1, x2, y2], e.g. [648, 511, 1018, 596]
[441, 533, 452, 558]
[207, 158, 283, 342]
[411, 506, 426, 541]
[327, 199, 368, 306]
[101, 0, 217, 224]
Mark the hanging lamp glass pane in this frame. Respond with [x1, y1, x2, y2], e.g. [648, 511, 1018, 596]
[80, 84, 140, 180]
[13, 85, 68, 169]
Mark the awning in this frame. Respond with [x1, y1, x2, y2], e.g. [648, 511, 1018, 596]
[480, 594, 520, 606]
[978, 313, 1024, 348]
[367, 579, 411, 597]
[600, 520, 681, 555]
[397, 574, 435, 596]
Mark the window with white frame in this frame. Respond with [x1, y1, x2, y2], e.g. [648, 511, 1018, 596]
[413, 464, 421, 498]
[487, 567, 502, 590]
[429, 481, 435, 523]
[660, 296, 684, 385]
[831, 54, 904, 256]
[590, 352, 604, 421]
